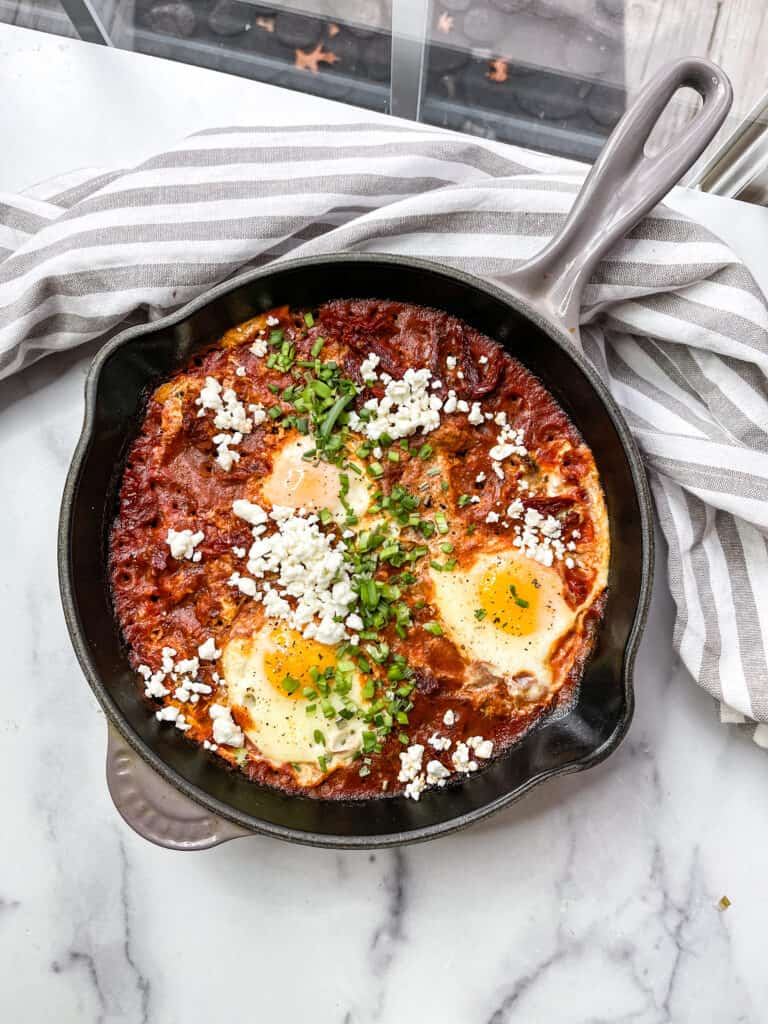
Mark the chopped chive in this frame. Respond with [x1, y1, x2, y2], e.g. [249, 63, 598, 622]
[435, 511, 449, 535]
[509, 583, 529, 608]
[418, 444, 433, 460]
[313, 729, 325, 745]
[367, 461, 384, 479]
[318, 754, 328, 772]
[398, 733, 410, 745]
[281, 675, 299, 695]
[387, 450, 400, 463]
[423, 621, 444, 636]
[318, 507, 333, 526]
[304, 312, 315, 327]
[474, 608, 487, 621]
[310, 336, 325, 358]
[458, 494, 473, 508]
[267, 405, 283, 419]
[440, 542, 454, 554]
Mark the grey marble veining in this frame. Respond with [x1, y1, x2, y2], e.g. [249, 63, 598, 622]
[2, 340, 767, 1023]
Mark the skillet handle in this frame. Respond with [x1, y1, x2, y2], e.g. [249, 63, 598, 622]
[106, 724, 251, 850]
[504, 58, 732, 333]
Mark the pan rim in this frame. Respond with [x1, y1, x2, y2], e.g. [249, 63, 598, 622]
[58, 252, 654, 848]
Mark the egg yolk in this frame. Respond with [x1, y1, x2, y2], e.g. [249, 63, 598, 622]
[478, 567, 541, 636]
[262, 628, 336, 698]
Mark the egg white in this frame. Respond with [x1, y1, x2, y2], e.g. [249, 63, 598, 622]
[222, 626, 367, 785]
[260, 433, 369, 521]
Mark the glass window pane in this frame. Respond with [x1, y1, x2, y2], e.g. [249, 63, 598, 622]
[114, 1, 392, 111]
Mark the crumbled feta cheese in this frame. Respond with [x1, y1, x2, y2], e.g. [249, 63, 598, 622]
[404, 775, 426, 801]
[428, 732, 452, 751]
[161, 647, 176, 673]
[232, 499, 268, 526]
[489, 423, 527, 463]
[174, 657, 199, 677]
[468, 402, 484, 426]
[144, 671, 169, 699]
[492, 463, 504, 481]
[266, 315, 280, 326]
[155, 706, 191, 731]
[443, 390, 458, 414]
[398, 743, 425, 783]
[446, 355, 457, 369]
[345, 612, 364, 632]
[507, 499, 524, 519]
[250, 338, 268, 357]
[485, 511, 500, 524]
[451, 742, 478, 774]
[203, 739, 218, 751]
[467, 736, 494, 759]
[567, 541, 576, 552]
[235, 366, 246, 377]
[212, 433, 239, 471]
[349, 367, 441, 441]
[426, 760, 450, 787]
[431, 380, 443, 389]
[228, 572, 258, 598]
[174, 679, 213, 703]
[198, 637, 221, 661]
[456, 399, 470, 414]
[232, 545, 246, 558]
[565, 557, 575, 569]
[475, 471, 487, 484]
[514, 506, 565, 567]
[443, 709, 457, 726]
[209, 704, 244, 747]
[572, 529, 581, 539]
[478, 355, 488, 365]
[192, 551, 202, 563]
[457, 371, 465, 380]
[239, 507, 357, 646]
[360, 352, 380, 380]
[166, 528, 204, 561]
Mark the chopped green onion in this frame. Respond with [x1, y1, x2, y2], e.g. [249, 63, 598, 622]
[474, 608, 487, 621]
[313, 729, 326, 745]
[304, 312, 315, 327]
[423, 621, 444, 636]
[281, 675, 299, 695]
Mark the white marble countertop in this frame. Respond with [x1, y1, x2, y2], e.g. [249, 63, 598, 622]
[1, 23, 767, 1024]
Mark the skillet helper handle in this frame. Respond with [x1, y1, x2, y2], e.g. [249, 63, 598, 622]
[504, 58, 732, 333]
[106, 724, 251, 850]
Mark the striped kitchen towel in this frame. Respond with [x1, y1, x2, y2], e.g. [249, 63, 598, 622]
[2, 121, 767, 741]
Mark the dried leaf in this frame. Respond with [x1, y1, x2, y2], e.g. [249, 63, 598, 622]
[294, 43, 340, 73]
[437, 12, 454, 33]
[487, 58, 509, 84]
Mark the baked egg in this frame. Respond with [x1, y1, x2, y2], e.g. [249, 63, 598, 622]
[430, 550, 582, 694]
[261, 433, 369, 521]
[223, 625, 368, 785]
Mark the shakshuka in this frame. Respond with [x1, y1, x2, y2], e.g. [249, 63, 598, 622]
[110, 300, 609, 800]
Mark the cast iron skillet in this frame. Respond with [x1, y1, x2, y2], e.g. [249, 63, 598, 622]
[59, 59, 731, 850]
